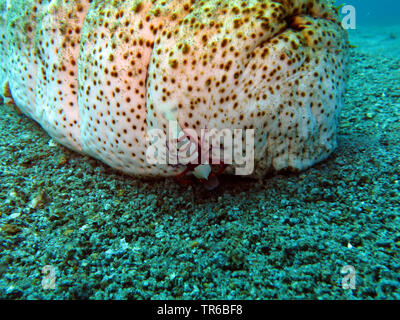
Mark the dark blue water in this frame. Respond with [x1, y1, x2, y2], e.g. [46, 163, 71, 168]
[336, 0, 400, 26]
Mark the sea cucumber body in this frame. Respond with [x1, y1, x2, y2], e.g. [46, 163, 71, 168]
[0, 0, 348, 178]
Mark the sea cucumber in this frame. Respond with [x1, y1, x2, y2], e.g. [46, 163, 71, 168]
[0, 0, 348, 179]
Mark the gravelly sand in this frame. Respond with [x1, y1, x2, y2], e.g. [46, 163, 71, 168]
[0, 25, 399, 299]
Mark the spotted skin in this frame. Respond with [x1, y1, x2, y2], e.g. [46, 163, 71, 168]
[0, 0, 348, 178]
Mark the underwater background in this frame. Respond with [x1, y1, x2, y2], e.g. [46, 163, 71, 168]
[0, 1, 399, 299]
[340, 0, 400, 25]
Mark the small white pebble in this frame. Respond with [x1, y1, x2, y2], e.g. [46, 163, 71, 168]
[9, 212, 21, 219]
[79, 224, 89, 231]
[347, 242, 353, 249]
[48, 139, 58, 147]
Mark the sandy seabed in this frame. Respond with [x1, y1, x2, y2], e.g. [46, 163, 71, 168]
[0, 24, 399, 299]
